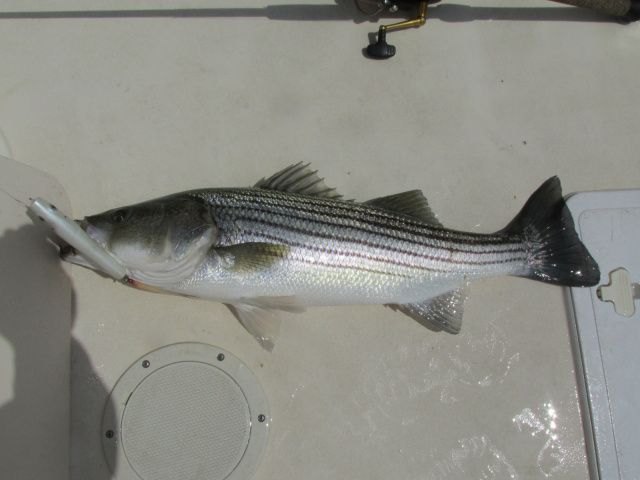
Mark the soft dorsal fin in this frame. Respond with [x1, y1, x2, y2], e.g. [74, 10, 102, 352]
[254, 162, 343, 199]
[366, 190, 442, 226]
[386, 285, 469, 334]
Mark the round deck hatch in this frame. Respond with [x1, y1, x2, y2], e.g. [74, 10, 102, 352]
[103, 343, 269, 480]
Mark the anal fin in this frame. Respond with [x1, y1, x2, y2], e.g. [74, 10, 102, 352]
[387, 285, 469, 334]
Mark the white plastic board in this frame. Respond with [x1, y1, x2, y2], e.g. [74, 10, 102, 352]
[566, 189, 640, 480]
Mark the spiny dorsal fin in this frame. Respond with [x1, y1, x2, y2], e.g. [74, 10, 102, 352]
[386, 285, 469, 334]
[366, 190, 442, 226]
[254, 162, 343, 199]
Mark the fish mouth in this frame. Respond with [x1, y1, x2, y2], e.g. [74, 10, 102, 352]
[59, 219, 86, 263]
[59, 241, 96, 270]
[59, 243, 77, 259]
[59, 219, 112, 272]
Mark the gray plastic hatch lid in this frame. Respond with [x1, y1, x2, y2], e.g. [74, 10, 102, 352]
[566, 188, 640, 480]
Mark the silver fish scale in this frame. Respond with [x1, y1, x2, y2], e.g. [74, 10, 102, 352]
[175, 188, 530, 305]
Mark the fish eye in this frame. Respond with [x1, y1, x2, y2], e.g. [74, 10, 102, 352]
[112, 209, 129, 224]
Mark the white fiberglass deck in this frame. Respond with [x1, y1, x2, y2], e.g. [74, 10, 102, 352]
[1, 1, 639, 479]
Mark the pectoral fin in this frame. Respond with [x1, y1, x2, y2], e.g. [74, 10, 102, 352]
[227, 296, 306, 351]
[387, 285, 469, 334]
[216, 243, 290, 273]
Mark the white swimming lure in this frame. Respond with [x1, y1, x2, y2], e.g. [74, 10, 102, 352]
[28, 198, 126, 280]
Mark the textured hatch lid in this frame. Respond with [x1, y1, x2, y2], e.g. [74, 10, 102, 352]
[103, 343, 269, 480]
[566, 189, 640, 480]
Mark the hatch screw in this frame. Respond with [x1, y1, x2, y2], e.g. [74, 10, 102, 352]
[217, 353, 225, 361]
[258, 414, 266, 423]
[142, 360, 150, 368]
[106, 430, 115, 438]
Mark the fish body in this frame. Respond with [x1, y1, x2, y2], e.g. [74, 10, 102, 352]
[65, 164, 600, 350]
[173, 188, 524, 305]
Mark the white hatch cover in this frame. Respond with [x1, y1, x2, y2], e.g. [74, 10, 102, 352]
[103, 343, 269, 480]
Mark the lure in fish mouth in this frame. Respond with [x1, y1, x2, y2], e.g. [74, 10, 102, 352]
[62, 163, 600, 351]
[63, 195, 218, 287]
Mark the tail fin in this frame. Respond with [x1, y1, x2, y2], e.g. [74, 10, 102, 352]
[501, 177, 600, 287]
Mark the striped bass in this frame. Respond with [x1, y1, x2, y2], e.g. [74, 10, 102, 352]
[62, 163, 600, 350]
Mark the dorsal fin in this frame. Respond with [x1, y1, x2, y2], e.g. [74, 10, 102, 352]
[366, 190, 442, 226]
[254, 162, 343, 199]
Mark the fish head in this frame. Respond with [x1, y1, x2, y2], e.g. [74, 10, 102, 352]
[63, 194, 217, 284]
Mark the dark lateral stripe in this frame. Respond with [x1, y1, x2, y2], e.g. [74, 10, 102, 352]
[254, 231, 446, 272]
[290, 254, 413, 278]
[233, 188, 495, 238]
[228, 190, 455, 239]
[208, 188, 512, 248]
[225, 211, 528, 263]
[239, 227, 527, 273]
